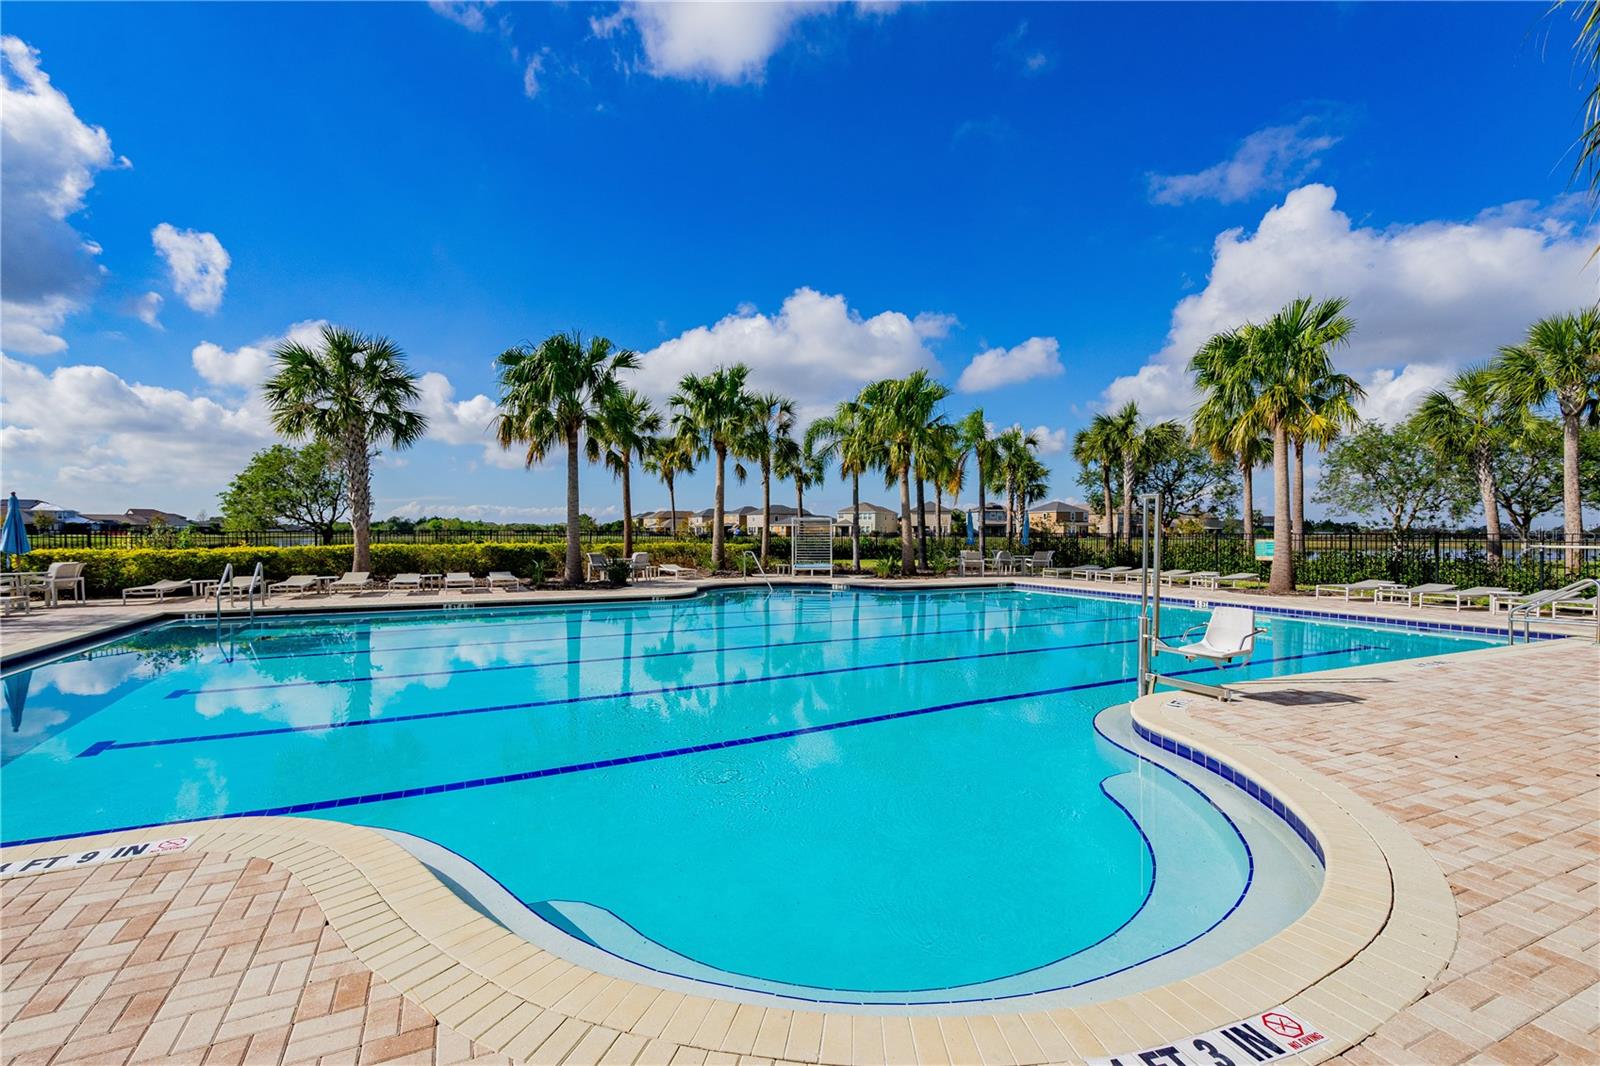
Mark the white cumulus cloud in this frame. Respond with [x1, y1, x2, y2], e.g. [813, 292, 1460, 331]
[631, 287, 946, 418]
[428, 0, 495, 31]
[0, 35, 125, 356]
[956, 336, 1063, 393]
[415, 371, 520, 468]
[152, 223, 231, 313]
[191, 319, 327, 391]
[130, 291, 164, 329]
[1104, 184, 1600, 423]
[1148, 119, 1339, 206]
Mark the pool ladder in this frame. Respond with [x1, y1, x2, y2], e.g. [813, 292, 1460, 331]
[214, 561, 265, 625]
[1506, 577, 1599, 644]
[741, 551, 774, 593]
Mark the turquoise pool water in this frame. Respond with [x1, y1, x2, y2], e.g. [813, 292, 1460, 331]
[0, 588, 1496, 1004]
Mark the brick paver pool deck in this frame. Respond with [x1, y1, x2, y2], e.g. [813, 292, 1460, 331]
[2, 582, 1595, 1064]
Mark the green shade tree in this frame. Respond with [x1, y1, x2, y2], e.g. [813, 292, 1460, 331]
[218, 442, 347, 543]
[264, 325, 428, 573]
[491, 331, 638, 585]
[1314, 421, 1465, 543]
[671, 365, 754, 572]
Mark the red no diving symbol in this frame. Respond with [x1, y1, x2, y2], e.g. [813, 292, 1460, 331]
[1261, 1012, 1304, 1039]
[157, 838, 188, 852]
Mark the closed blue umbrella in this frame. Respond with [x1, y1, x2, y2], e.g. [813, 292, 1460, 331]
[1020, 509, 1031, 549]
[4, 670, 29, 733]
[965, 511, 975, 546]
[1, 492, 30, 571]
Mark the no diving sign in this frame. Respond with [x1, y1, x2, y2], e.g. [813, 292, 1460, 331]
[0, 836, 192, 879]
[1088, 1005, 1326, 1066]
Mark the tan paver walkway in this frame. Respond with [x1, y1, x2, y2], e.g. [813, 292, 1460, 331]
[1204, 639, 1599, 1065]
[0, 852, 510, 1066]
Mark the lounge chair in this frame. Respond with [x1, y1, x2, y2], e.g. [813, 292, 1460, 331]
[1314, 579, 1402, 601]
[36, 562, 87, 605]
[1155, 605, 1267, 665]
[1181, 571, 1220, 586]
[1373, 582, 1456, 607]
[486, 571, 523, 591]
[327, 572, 372, 594]
[1159, 569, 1194, 585]
[1, 587, 29, 613]
[629, 553, 657, 580]
[388, 573, 426, 592]
[444, 572, 479, 591]
[585, 552, 609, 583]
[269, 574, 323, 596]
[1093, 566, 1134, 582]
[958, 550, 984, 575]
[1191, 571, 1258, 589]
[122, 579, 195, 604]
[657, 563, 688, 579]
[1493, 590, 1599, 619]
[1068, 564, 1105, 580]
[1416, 585, 1509, 611]
[1019, 550, 1053, 574]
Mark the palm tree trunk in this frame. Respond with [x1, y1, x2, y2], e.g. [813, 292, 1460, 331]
[713, 443, 727, 572]
[899, 468, 914, 573]
[850, 470, 861, 570]
[1100, 465, 1113, 538]
[916, 478, 929, 570]
[1005, 474, 1015, 545]
[1240, 455, 1255, 544]
[667, 475, 677, 537]
[1121, 456, 1134, 547]
[1562, 410, 1583, 571]
[975, 456, 988, 559]
[1475, 445, 1502, 566]
[1291, 440, 1306, 555]
[346, 432, 373, 573]
[760, 460, 772, 564]
[564, 425, 582, 585]
[621, 453, 633, 558]
[935, 486, 944, 549]
[1268, 424, 1293, 594]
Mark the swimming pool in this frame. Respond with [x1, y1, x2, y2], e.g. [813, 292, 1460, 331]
[0, 587, 1497, 1008]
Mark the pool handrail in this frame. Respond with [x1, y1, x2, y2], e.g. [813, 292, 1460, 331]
[1507, 577, 1598, 644]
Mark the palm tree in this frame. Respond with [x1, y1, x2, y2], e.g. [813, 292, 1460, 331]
[491, 331, 637, 585]
[1096, 403, 1183, 545]
[589, 388, 661, 558]
[1492, 309, 1600, 570]
[671, 365, 754, 572]
[1016, 453, 1051, 531]
[958, 409, 994, 558]
[1411, 366, 1509, 564]
[264, 325, 428, 574]
[1289, 369, 1364, 553]
[775, 438, 826, 520]
[1219, 297, 1357, 594]
[1192, 327, 1265, 544]
[739, 393, 797, 564]
[920, 423, 964, 550]
[911, 414, 953, 568]
[643, 432, 697, 536]
[807, 397, 876, 571]
[1072, 415, 1119, 539]
[994, 426, 1040, 545]
[861, 370, 950, 574]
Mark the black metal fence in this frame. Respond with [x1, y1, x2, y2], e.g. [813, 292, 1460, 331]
[22, 526, 1599, 591]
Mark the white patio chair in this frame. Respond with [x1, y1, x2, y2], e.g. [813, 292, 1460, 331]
[1155, 605, 1267, 665]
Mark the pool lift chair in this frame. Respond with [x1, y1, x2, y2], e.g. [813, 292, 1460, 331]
[1133, 493, 1262, 703]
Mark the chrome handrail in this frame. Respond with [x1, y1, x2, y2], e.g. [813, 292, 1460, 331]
[214, 563, 233, 626]
[741, 551, 774, 593]
[1506, 577, 1599, 644]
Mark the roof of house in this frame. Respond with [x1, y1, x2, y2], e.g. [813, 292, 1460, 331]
[837, 502, 897, 515]
[1029, 500, 1090, 514]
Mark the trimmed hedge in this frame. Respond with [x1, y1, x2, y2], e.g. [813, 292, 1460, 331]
[19, 540, 723, 597]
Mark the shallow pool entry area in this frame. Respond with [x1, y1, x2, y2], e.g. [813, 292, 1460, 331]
[0, 588, 1497, 1006]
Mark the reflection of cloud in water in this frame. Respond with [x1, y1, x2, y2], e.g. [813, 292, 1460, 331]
[785, 697, 840, 770]
[8, 705, 68, 740]
[38, 656, 145, 697]
[173, 757, 229, 820]
[193, 665, 349, 730]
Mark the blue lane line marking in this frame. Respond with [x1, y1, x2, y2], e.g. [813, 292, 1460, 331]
[160, 603, 1128, 700]
[87, 628, 1161, 757]
[9, 644, 1373, 849]
[184, 599, 1098, 668]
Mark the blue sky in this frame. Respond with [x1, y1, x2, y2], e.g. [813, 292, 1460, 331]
[2, 1, 1594, 523]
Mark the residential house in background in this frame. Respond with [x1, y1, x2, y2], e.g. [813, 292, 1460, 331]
[635, 510, 693, 533]
[748, 505, 822, 536]
[907, 504, 955, 537]
[1028, 500, 1092, 534]
[834, 502, 899, 536]
[78, 508, 194, 530]
[0, 498, 90, 530]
